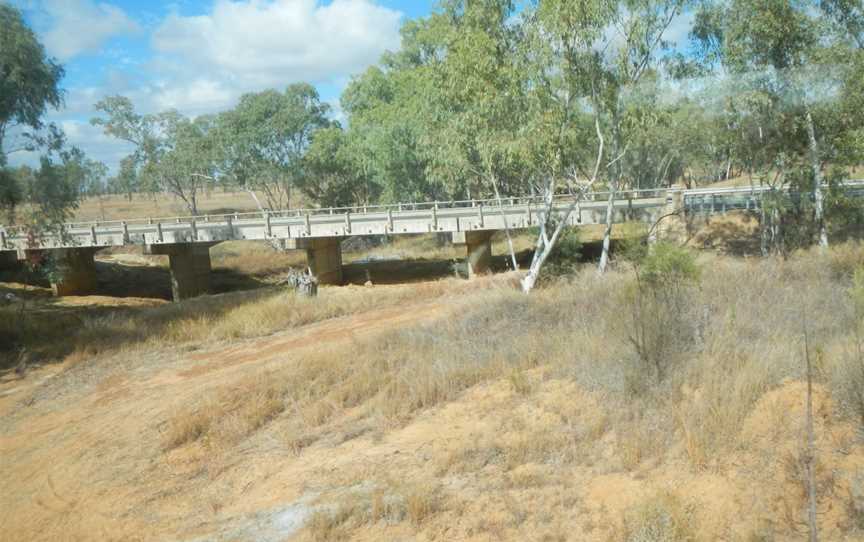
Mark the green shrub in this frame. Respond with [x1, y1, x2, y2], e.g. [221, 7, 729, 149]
[626, 243, 700, 384]
[638, 242, 701, 291]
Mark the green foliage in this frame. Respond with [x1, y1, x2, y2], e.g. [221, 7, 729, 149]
[92, 97, 216, 215]
[300, 127, 376, 207]
[625, 243, 700, 384]
[0, 4, 64, 160]
[637, 242, 701, 290]
[216, 83, 331, 209]
[540, 227, 583, 278]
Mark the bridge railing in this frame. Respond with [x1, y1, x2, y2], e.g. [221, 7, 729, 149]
[2, 181, 861, 239]
[0, 187, 669, 236]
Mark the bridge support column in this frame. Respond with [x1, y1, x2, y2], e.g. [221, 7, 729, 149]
[146, 243, 216, 302]
[284, 238, 343, 285]
[49, 247, 99, 296]
[657, 185, 687, 243]
[453, 231, 493, 278]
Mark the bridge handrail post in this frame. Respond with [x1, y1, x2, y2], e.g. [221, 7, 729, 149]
[156, 221, 163, 243]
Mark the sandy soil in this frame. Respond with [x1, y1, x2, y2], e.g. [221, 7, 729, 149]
[1, 279, 863, 541]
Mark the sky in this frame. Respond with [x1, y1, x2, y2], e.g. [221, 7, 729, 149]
[9, 0, 434, 172]
[8, 0, 696, 175]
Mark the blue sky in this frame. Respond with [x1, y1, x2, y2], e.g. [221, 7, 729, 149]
[10, 0, 434, 172]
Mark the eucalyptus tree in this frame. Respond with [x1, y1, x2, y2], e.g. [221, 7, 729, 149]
[0, 4, 64, 167]
[92, 97, 216, 215]
[341, 62, 436, 204]
[300, 126, 379, 207]
[216, 83, 331, 210]
[690, 0, 855, 250]
[527, 0, 686, 274]
[0, 4, 74, 226]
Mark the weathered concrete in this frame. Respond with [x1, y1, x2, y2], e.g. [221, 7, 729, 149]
[146, 243, 217, 302]
[284, 238, 343, 285]
[452, 231, 494, 278]
[48, 247, 100, 296]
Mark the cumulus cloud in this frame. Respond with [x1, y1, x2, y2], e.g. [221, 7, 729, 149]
[147, 0, 403, 112]
[40, 0, 140, 60]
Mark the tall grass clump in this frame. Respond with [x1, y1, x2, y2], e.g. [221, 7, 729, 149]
[831, 268, 864, 426]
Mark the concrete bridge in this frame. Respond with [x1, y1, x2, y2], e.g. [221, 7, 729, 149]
[1, 182, 860, 301]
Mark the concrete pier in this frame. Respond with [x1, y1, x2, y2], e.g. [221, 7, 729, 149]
[284, 238, 343, 285]
[146, 243, 215, 302]
[49, 247, 99, 296]
[452, 231, 493, 278]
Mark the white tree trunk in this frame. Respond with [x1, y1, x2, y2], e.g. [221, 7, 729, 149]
[598, 183, 616, 274]
[521, 117, 607, 293]
[805, 108, 828, 250]
[491, 173, 519, 271]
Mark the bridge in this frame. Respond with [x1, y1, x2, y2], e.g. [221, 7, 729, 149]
[1, 182, 861, 301]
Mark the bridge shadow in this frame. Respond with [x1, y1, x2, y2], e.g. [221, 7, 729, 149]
[0, 258, 275, 373]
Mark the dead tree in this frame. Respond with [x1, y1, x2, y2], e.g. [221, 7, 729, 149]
[279, 268, 318, 297]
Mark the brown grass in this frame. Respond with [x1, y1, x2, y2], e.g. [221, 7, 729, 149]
[5, 237, 864, 540]
[161, 245, 863, 466]
[0, 278, 462, 369]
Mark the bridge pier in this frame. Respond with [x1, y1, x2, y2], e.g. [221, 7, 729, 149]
[49, 247, 100, 296]
[452, 231, 493, 278]
[283, 238, 343, 285]
[146, 243, 217, 302]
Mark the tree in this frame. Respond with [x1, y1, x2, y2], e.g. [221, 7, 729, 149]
[217, 83, 331, 210]
[92, 97, 215, 215]
[108, 156, 140, 201]
[691, 0, 852, 251]
[0, 4, 64, 166]
[0, 3, 74, 226]
[301, 126, 376, 208]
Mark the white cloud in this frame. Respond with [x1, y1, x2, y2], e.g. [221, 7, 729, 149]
[6, 119, 135, 173]
[147, 0, 402, 111]
[40, 0, 140, 60]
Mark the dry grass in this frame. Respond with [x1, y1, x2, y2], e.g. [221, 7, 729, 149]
[161, 244, 864, 470]
[0, 279, 462, 369]
[622, 492, 695, 542]
[6, 235, 864, 540]
[304, 481, 442, 541]
[74, 190, 266, 222]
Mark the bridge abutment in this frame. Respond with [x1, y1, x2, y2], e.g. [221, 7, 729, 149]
[49, 247, 99, 296]
[146, 243, 216, 302]
[284, 238, 343, 285]
[452, 231, 493, 278]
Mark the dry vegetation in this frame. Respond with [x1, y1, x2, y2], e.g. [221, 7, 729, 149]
[0, 279, 467, 369]
[2, 241, 864, 541]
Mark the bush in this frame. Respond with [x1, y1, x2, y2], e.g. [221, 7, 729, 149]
[623, 492, 694, 542]
[626, 243, 700, 384]
[638, 242, 701, 291]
